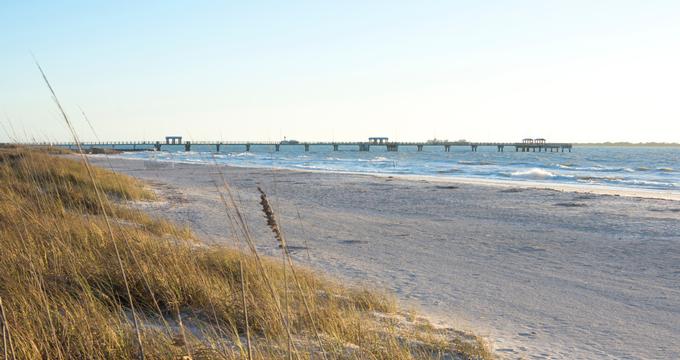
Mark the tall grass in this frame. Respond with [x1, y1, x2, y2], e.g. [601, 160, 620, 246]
[0, 146, 493, 359]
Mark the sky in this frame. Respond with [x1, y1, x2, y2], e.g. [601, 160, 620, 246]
[1, 1, 679, 143]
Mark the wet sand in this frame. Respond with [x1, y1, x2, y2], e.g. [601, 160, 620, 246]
[89, 156, 680, 359]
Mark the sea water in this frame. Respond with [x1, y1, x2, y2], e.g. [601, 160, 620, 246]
[113, 145, 680, 193]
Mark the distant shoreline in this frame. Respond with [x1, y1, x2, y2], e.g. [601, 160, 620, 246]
[574, 142, 680, 147]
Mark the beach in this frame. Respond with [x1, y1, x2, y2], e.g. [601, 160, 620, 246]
[89, 156, 680, 359]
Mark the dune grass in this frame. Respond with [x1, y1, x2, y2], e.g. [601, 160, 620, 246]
[0, 146, 493, 359]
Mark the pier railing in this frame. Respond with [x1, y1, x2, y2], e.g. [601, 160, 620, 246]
[11, 140, 573, 153]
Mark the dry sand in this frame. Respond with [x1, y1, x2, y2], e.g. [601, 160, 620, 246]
[89, 156, 680, 359]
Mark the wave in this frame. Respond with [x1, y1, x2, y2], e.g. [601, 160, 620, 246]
[576, 176, 625, 182]
[611, 178, 674, 188]
[510, 168, 558, 179]
[458, 160, 494, 166]
[576, 176, 675, 189]
[291, 164, 327, 170]
[228, 152, 255, 157]
[437, 168, 463, 174]
[355, 156, 391, 162]
[557, 164, 636, 173]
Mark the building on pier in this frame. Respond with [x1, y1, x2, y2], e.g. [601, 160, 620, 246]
[368, 137, 389, 145]
[165, 136, 182, 144]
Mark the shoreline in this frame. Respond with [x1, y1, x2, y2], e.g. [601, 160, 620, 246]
[104, 153, 680, 201]
[365, 172, 680, 201]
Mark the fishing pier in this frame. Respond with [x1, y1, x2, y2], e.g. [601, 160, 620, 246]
[28, 137, 573, 153]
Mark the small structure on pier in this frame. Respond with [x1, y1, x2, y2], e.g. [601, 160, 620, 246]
[280, 137, 299, 145]
[368, 137, 389, 145]
[165, 136, 182, 144]
[515, 138, 568, 152]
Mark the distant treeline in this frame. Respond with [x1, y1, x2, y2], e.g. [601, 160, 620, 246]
[576, 142, 680, 147]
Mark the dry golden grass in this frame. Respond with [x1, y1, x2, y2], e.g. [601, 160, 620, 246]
[0, 147, 493, 359]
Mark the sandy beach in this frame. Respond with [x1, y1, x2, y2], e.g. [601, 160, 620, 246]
[89, 156, 680, 359]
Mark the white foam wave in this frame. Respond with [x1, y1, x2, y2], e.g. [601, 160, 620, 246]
[511, 168, 558, 179]
[229, 152, 255, 157]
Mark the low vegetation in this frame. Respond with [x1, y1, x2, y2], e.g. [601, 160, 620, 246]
[0, 146, 492, 359]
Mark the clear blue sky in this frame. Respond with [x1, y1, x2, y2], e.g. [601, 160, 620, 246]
[1, 1, 679, 142]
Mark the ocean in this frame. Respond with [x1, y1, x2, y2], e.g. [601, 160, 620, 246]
[112, 145, 680, 193]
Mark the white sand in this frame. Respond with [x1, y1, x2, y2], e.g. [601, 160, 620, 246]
[90, 156, 680, 359]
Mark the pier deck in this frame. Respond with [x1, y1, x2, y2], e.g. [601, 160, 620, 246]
[19, 139, 573, 152]
[20, 140, 573, 153]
